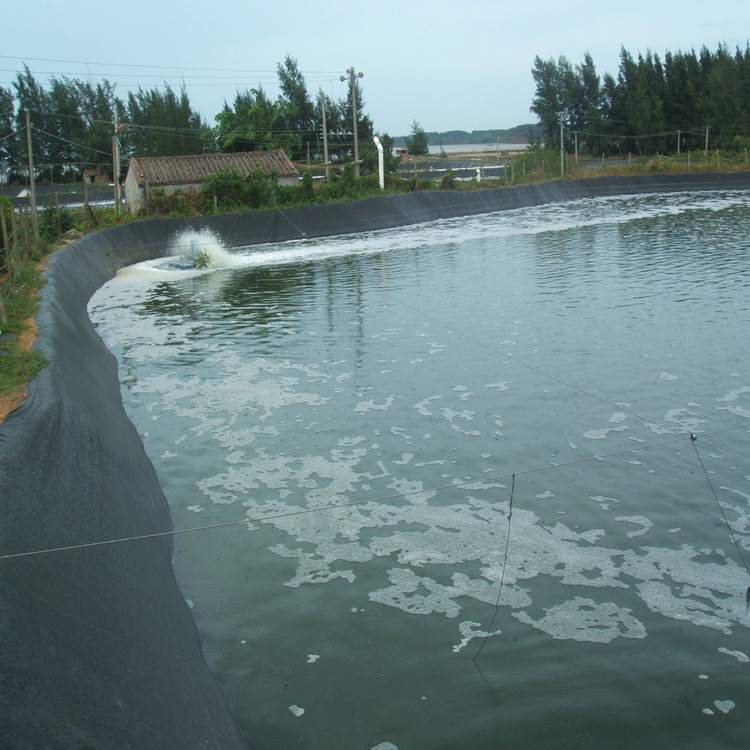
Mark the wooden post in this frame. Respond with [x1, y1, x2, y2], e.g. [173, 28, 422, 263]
[10, 204, 20, 276]
[55, 193, 61, 240]
[1, 207, 12, 287]
[0, 205, 8, 323]
[84, 180, 89, 231]
[24, 108, 39, 242]
[0, 281, 7, 326]
[21, 206, 30, 259]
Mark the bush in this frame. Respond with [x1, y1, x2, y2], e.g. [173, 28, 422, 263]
[39, 199, 74, 241]
[199, 166, 249, 213]
[246, 165, 273, 209]
[300, 169, 314, 203]
[146, 187, 201, 217]
[440, 169, 456, 190]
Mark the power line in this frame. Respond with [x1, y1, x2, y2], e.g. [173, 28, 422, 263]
[0, 53, 339, 77]
[0, 423, 743, 563]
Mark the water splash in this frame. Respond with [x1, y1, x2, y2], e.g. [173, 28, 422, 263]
[168, 228, 239, 269]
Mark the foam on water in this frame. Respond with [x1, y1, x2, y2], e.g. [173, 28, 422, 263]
[90, 295, 750, 646]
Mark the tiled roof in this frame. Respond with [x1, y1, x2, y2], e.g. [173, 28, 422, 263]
[127, 149, 299, 187]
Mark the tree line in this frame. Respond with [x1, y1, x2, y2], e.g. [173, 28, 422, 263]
[0, 56, 396, 183]
[531, 43, 750, 156]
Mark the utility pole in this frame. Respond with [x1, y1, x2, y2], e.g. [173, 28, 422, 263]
[677, 129, 681, 155]
[320, 92, 330, 181]
[24, 108, 39, 241]
[558, 112, 566, 177]
[704, 125, 710, 158]
[341, 67, 364, 177]
[113, 108, 122, 215]
[574, 131, 579, 165]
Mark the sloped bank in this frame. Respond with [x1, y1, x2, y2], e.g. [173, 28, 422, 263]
[1, 173, 749, 748]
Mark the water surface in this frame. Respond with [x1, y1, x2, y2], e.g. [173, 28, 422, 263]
[90, 191, 750, 749]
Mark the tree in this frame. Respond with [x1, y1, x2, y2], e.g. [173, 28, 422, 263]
[405, 120, 429, 156]
[0, 86, 17, 181]
[125, 83, 206, 156]
[530, 55, 565, 146]
[74, 79, 122, 170]
[276, 55, 315, 160]
[214, 87, 299, 156]
[13, 65, 56, 180]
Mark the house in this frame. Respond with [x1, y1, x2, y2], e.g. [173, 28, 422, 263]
[83, 167, 110, 184]
[123, 149, 299, 213]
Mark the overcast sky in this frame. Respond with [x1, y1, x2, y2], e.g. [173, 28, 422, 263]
[3, 1, 749, 137]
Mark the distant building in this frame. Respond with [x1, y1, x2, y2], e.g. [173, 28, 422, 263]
[83, 167, 109, 184]
[123, 149, 299, 213]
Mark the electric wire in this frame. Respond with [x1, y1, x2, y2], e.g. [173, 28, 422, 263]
[1, 425, 743, 563]
[473, 473, 514, 662]
[31, 126, 113, 159]
[689, 433, 750, 601]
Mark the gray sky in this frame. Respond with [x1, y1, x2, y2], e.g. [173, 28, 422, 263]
[3, 0, 749, 137]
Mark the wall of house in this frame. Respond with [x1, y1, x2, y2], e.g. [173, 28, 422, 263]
[124, 177, 203, 214]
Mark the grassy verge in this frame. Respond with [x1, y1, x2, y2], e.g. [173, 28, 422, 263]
[0, 252, 50, 420]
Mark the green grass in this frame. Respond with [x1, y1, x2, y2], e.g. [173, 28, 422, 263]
[0, 257, 49, 406]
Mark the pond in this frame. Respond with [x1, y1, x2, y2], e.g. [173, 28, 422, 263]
[90, 190, 750, 749]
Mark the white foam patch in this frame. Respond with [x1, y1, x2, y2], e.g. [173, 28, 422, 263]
[588, 495, 620, 511]
[716, 385, 750, 418]
[440, 408, 481, 436]
[718, 647, 749, 662]
[414, 396, 442, 415]
[513, 598, 647, 643]
[713, 699, 735, 714]
[485, 382, 511, 392]
[452, 620, 502, 652]
[288, 705, 305, 717]
[355, 396, 394, 413]
[615, 515, 653, 538]
[663, 407, 706, 433]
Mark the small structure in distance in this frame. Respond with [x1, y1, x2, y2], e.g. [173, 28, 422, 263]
[123, 149, 299, 213]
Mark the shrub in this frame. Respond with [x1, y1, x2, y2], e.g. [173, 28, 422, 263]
[440, 169, 456, 190]
[246, 165, 273, 209]
[200, 166, 249, 213]
[39, 199, 74, 241]
[300, 169, 314, 203]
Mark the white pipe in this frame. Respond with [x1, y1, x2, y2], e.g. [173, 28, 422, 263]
[373, 136, 384, 190]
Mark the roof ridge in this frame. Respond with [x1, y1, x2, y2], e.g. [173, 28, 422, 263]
[127, 150, 298, 186]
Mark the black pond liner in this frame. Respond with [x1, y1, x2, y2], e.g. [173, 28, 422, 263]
[2, 173, 750, 748]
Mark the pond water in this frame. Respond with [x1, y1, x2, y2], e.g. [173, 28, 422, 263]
[89, 191, 750, 749]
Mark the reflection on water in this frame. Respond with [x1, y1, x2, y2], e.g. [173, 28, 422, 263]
[90, 191, 750, 749]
